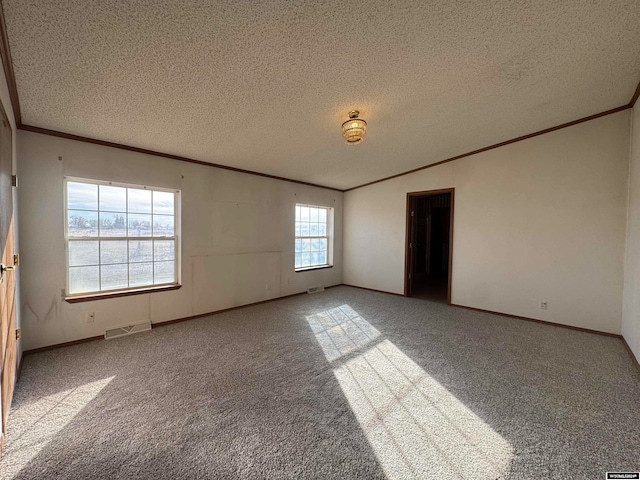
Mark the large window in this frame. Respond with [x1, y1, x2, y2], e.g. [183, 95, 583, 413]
[65, 178, 180, 297]
[295, 204, 332, 271]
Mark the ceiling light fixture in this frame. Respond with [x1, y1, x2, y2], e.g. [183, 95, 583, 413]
[342, 110, 367, 145]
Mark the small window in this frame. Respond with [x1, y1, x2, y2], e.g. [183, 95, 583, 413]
[295, 204, 333, 271]
[65, 178, 180, 297]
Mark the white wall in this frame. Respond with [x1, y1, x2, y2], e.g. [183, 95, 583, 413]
[18, 130, 342, 350]
[622, 105, 640, 361]
[344, 111, 630, 334]
[0, 58, 21, 363]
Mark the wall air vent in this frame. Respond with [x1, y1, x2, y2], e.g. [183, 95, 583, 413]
[307, 286, 325, 294]
[104, 320, 151, 340]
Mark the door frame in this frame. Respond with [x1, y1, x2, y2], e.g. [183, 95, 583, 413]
[404, 188, 455, 304]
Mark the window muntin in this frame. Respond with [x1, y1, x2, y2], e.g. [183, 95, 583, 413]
[65, 178, 180, 296]
[295, 204, 332, 270]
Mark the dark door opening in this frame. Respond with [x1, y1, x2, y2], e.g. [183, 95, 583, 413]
[405, 189, 454, 304]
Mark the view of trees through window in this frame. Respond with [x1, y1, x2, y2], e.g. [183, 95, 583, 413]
[66, 180, 178, 295]
[295, 204, 331, 269]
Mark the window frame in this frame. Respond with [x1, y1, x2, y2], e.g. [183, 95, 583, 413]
[294, 203, 334, 272]
[63, 176, 182, 301]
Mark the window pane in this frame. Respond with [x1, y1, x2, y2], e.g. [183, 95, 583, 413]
[67, 181, 179, 294]
[153, 191, 174, 215]
[67, 182, 98, 210]
[101, 240, 128, 264]
[154, 261, 175, 284]
[128, 214, 152, 237]
[99, 185, 126, 212]
[294, 204, 331, 271]
[99, 212, 127, 237]
[68, 210, 99, 237]
[69, 266, 100, 294]
[128, 188, 152, 214]
[69, 241, 99, 266]
[153, 215, 174, 237]
[101, 264, 128, 290]
[154, 240, 175, 261]
[129, 240, 153, 263]
[129, 262, 153, 287]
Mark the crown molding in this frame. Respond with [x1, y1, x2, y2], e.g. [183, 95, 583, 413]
[344, 103, 632, 191]
[0, 2, 343, 193]
[18, 124, 343, 191]
[0, 0, 20, 126]
[0, 1, 638, 193]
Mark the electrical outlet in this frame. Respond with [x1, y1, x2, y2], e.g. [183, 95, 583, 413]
[540, 301, 548, 310]
[86, 312, 95, 323]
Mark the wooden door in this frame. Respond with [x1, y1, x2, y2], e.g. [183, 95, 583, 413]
[0, 100, 16, 451]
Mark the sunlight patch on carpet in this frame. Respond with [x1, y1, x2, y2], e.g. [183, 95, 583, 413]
[1, 376, 114, 480]
[306, 306, 513, 479]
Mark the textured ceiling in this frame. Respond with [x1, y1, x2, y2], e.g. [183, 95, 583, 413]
[4, 1, 640, 190]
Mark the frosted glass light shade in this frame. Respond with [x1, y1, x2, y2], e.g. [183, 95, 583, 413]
[342, 111, 367, 145]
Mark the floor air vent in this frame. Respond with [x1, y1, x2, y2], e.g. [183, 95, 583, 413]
[104, 321, 152, 340]
[307, 286, 325, 294]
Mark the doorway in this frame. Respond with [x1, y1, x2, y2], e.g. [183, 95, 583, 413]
[405, 189, 454, 304]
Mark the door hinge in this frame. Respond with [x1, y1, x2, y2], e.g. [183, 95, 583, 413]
[16, 328, 21, 340]
[409, 242, 412, 249]
[11, 175, 17, 187]
[411, 211, 414, 217]
[408, 273, 412, 280]
[13, 253, 19, 266]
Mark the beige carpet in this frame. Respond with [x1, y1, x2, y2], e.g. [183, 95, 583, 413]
[1, 286, 639, 479]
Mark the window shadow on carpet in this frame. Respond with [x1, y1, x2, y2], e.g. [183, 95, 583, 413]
[2, 310, 389, 480]
[1, 376, 114, 479]
[305, 305, 514, 479]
